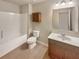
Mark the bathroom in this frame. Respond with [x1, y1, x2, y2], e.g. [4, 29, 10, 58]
[0, 0, 79, 59]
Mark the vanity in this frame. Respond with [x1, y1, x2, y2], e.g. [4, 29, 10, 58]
[48, 33, 79, 59]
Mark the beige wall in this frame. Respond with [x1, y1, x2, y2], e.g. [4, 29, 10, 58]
[32, 1, 54, 44]
[20, 5, 28, 35]
[20, 4, 28, 14]
[0, 0, 20, 13]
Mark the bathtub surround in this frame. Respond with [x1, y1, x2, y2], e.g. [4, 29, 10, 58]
[0, 0, 28, 58]
[20, 13, 28, 35]
[0, 0, 19, 13]
[0, 0, 28, 36]
[0, 12, 21, 41]
[0, 11, 28, 58]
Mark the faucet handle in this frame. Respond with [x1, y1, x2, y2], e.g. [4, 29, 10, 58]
[61, 33, 65, 37]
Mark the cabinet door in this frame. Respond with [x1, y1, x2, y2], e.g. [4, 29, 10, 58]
[48, 39, 55, 59]
[54, 46, 64, 59]
[64, 51, 75, 59]
[49, 39, 65, 59]
[53, 40, 65, 59]
[64, 45, 79, 59]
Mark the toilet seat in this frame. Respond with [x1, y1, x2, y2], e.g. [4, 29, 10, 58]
[27, 37, 37, 44]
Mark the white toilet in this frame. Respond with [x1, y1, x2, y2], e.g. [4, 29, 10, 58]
[27, 30, 40, 49]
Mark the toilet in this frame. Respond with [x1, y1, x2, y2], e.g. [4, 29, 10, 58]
[27, 30, 40, 49]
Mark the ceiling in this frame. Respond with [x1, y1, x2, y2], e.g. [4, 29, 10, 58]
[2, 0, 47, 5]
[1, 0, 77, 5]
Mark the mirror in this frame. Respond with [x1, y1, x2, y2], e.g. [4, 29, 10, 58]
[52, 7, 79, 32]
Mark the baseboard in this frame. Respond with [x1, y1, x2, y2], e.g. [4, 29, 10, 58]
[37, 41, 48, 47]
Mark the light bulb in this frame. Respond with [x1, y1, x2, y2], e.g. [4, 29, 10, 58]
[10, 13, 15, 15]
[61, 2, 65, 5]
[56, 3, 59, 6]
[69, 1, 73, 4]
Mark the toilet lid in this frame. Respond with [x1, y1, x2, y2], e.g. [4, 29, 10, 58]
[27, 37, 37, 42]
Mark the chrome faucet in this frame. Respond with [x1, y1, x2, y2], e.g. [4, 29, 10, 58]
[61, 33, 65, 37]
[60, 33, 66, 40]
[60, 33, 71, 41]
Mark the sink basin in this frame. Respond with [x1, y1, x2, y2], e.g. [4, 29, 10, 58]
[57, 34, 71, 41]
[48, 33, 71, 41]
[48, 33, 79, 47]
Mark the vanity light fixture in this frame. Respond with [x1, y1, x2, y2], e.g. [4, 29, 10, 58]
[56, 3, 59, 6]
[9, 13, 15, 15]
[55, 0, 66, 6]
[55, 0, 74, 6]
[61, 2, 66, 5]
[69, 0, 73, 4]
[55, 1, 60, 6]
[61, 0, 66, 5]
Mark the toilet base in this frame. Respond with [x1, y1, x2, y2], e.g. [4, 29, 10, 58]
[28, 43, 36, 49]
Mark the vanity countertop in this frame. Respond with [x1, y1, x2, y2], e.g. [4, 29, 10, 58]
[48, 33, 79, 47]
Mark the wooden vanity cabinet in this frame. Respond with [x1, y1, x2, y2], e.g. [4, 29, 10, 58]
[48, 39, 64, 59]
[48, 39, 79, 59]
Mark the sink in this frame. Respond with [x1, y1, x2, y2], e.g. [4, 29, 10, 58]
[49, 33, 71, 41]
[57, 34, 71, 41]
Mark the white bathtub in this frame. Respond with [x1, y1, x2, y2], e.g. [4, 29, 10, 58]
[0, 34, 27, 58]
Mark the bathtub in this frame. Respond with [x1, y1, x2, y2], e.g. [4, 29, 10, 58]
[0, 34, 27, 58]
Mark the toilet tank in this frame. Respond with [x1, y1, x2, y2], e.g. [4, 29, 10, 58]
[33, 30, 40, 37]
